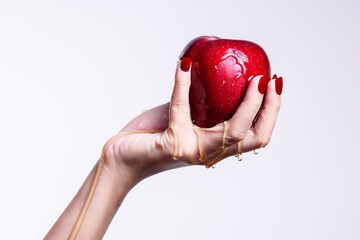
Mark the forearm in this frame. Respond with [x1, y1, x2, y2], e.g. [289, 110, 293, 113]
[45, 160, 133, 240]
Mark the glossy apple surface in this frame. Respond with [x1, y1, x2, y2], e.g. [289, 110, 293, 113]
[179, 36, 271, 128]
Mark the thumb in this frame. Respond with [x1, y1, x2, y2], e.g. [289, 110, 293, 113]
[169, 57, 192, 127]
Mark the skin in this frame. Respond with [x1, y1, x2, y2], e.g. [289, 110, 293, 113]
[45, 61, 281, 239]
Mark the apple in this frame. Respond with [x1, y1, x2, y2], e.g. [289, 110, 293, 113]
[179, 36, 271, 128]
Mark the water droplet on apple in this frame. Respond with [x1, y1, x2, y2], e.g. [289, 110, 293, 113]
[254, 149, 259, 155]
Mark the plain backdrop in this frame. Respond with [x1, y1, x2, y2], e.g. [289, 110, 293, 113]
[1, 0, 359, 239]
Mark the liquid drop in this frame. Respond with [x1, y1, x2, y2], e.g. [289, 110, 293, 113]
[193, 126, 206, 162]
[205, 121, 229, 168]
[237, 141, 243, 161]
[235, 153, 242, 161]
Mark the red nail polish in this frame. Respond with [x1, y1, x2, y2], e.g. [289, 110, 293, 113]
[275, 77, 283, 95]
[258, 75, 270, 94]
[180, 57, 191, 72]
[272, 74, 277, 79]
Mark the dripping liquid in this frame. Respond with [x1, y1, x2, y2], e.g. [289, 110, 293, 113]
[193, 126, 206, 162]
[68, 130, 161, 240]
[70, 119, 245, 237]
[205, 121, 229, 168]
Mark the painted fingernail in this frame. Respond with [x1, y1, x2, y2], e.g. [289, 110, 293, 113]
[180, 57, 191, 72]
[272, 74, 277, 79]
[258, 75, 270, 94]
[275, 77, 283, 95]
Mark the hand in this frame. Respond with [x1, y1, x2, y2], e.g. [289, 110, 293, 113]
[103, 60, 282, 187]
[52, 59, 282, 240]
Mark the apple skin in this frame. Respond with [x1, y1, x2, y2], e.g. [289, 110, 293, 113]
[179, 36, 271, 128]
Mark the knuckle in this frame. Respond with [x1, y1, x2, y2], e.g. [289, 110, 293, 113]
[158, 130, 176, 158]
[184, 148, 200, 164]
[160, 130, 199, 165]
[171, 101, 190, 112]
[268, 104, 281, 114]
[226, 128, 247, 145]
[179, 148, 191, 161]
[176, 76, 190, 87]
[255, 135, 271, 148]
[173, 138, 199, 163]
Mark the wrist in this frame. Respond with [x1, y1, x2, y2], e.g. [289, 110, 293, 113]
[101, 161, 135, 200]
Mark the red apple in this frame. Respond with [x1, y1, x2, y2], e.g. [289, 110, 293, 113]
[179, 36, 271, 128]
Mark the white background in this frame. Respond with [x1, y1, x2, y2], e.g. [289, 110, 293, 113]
[1, 0, 359, 239]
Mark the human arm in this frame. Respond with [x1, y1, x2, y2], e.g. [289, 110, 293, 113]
[45, 59, 282, 239]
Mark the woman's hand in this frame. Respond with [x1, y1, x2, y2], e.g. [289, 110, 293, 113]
[46, 58, 282, 240]
[103, 59, 282, 187]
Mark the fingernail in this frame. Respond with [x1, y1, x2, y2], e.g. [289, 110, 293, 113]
[275, 77, 283, 95]
[272, 74, 277, 79]
[258, 75, 270, 94]
[180, 57, 191, 72]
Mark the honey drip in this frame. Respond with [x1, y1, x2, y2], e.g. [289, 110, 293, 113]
[193, 126, 206, 162]
[206, 149, 227, 168]
[169, 124, 179, 160]
[70, 117, 239, 237]
[222, 121, 229, 149]
[235, 153, 242, 161]
[235, 141, 243, 161]
[68, 130, 161, 240]
[205, 121, 229, 168]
